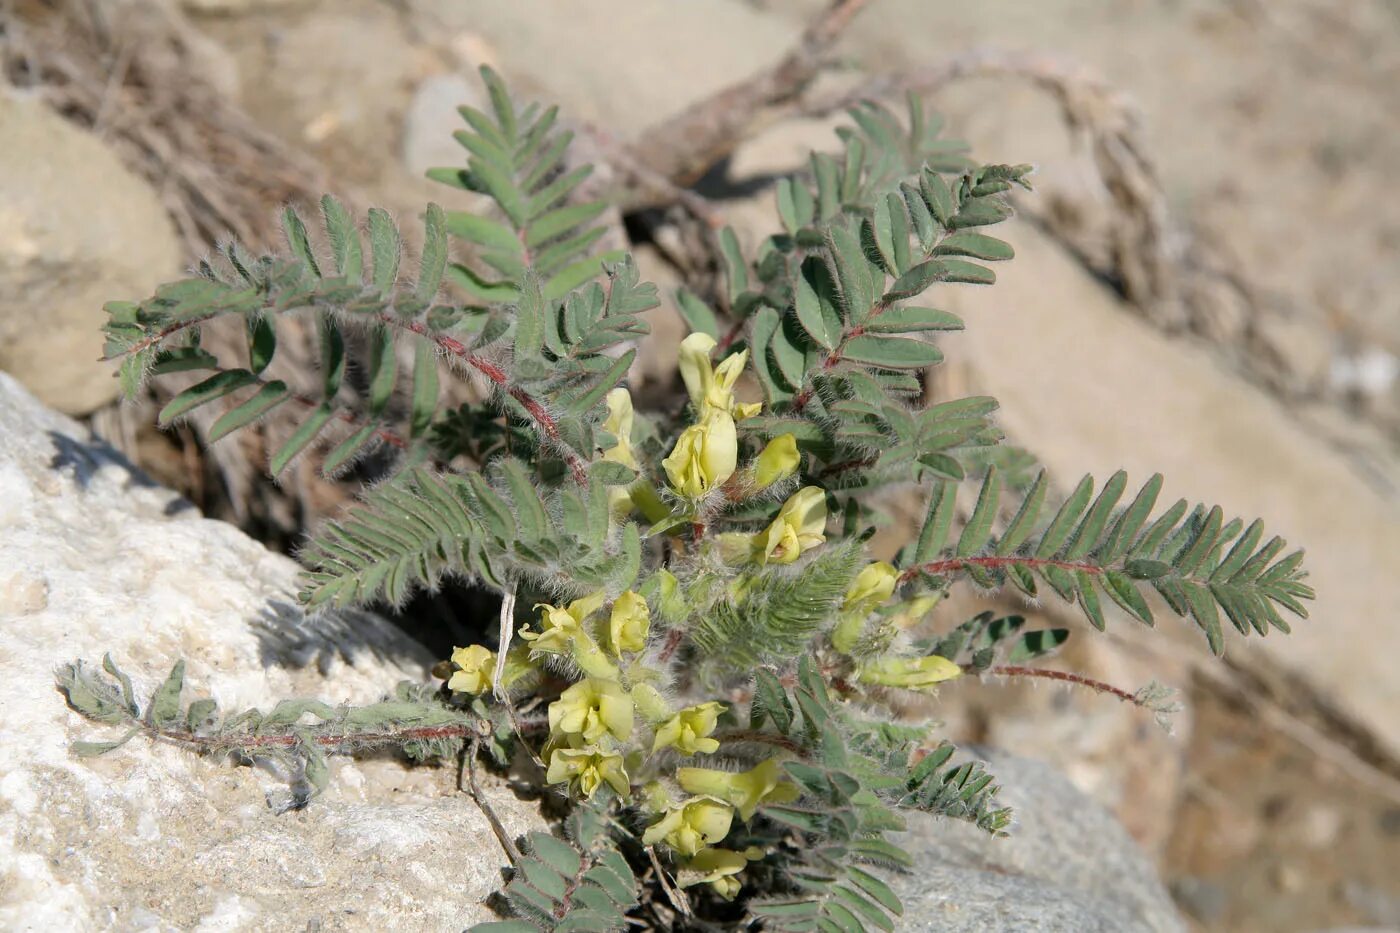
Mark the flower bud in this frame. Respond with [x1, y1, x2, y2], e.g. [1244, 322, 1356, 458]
[843, 561, 899, 614]
[607, 591, 650, 655]
[753, 433, 799, 490]
[601, 388, 638, 469]
[677, 758, 800, 821]
[630, 683, 673, 722]
[857, 654, 963, 689]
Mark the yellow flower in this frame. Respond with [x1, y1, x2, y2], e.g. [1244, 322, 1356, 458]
[608, 591, 650, 655]
[663, 410, 738, 499]
[600, 389, 642, 517]
[843, 561, 899, 613]
[753, 486, 827, 565]
[679, 847, 764, 900]
[857, 654, 963, 689]
[520, 590, 606, 655]
[641, 796, 734, 857]
[446, 645, 536, 694]
[545, 747, 629, 799]
[677, 758, 800, 821]
[678, 333, 762, 421]
[446, 644, 495, 695]
[601, 388, 638, 469]
[548, 678, 634, 744]
[892, 593, 941, 630]
[753, 433, 799, 490]
[652, 701, 726, 755]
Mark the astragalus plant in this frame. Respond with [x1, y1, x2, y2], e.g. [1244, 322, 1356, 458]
[62, 67, 1312, 932]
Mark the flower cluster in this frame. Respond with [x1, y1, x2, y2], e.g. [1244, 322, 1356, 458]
[445, 581, 796, 898]
[437, 336, 974, 902]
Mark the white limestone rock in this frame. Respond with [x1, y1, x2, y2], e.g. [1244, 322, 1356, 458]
[0, 373, 539, 931]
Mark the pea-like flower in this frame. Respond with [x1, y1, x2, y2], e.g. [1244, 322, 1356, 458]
[548, 678, 634, 744]
[652, 701, 726, 755]
[520, 590, 606, 655]
[608, 591, 650, 655]
[753, 433, 799, 490]
[641, 796, 734, 857]
[663, 410, 738, 499]
[678, 333, 762, 421]
[446, 644, 495, 695]
[601, 389, 640, 517]
[680, 847, 764, 900]
[677, 758, 801, 821]
[843, 561, 899, 613]
[545, 746, 629, 799]
[753, 486, 827, 565]
[601, 388, 638, 469]
[857, 654, 963, 689]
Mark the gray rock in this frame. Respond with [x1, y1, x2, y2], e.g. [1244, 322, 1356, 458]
[403, 73, 487, 178]
[943, 221, 1400, 762]
[891, 749, 1184, 932]
[0, 93, 182, 415]
[413, 0, 800, 139]
[0, 373, 542, 930]
[180, 0, 314, 13]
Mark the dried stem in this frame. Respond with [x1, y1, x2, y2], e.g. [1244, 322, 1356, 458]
[461, 738, 522, 865]
[629, 0, 876, 187]
[647, 846, 693, 918]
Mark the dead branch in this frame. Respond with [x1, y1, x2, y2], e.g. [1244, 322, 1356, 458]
[628, 0, 875, 190]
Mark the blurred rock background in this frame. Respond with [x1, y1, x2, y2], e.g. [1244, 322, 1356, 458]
[1, 0, 1398, 929]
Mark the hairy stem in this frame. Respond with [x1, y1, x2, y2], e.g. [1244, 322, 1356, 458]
[379, 315, 589, 482]
[143, 720, 485, 753]
[978, 665, 1144, 706]
[899, 555, 1108, 584]
[712, 729, 807, 755]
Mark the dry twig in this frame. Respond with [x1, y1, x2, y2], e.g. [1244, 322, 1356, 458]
[628, 0, 875, 190]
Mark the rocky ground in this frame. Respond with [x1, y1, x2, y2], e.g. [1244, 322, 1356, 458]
[2, 0, 1398, 929]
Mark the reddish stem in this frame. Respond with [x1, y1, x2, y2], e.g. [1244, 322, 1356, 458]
[899, 555, 1106, 584]
[819, 455, 877, 478]
[101, 313, 222, 361]
[715, 316, 748, 354]
[978, 665, 1144, 706]
[382, 315, 587, 482]
[657, 629, 686, 664]
[108, 308, 585, 479]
